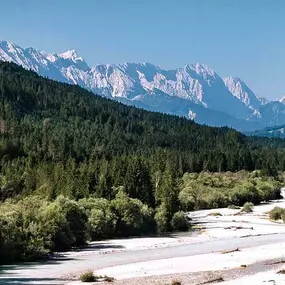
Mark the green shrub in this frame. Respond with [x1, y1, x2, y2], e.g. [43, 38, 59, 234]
[79, 197, 117, 239]
[155, 203, 169, 233]
[269, 207, 285, 220]
[111, 189, 155, 236]
[0, 197, 53, 263]
[50, 196, 88, 251]
[171, 211, 189, 231]
[205, 191, 228, 209]
[242, 202, 254, 213]
[79, 271, 97, 282]
[257, 182, 277, 201]
[178, 183, 206, 211]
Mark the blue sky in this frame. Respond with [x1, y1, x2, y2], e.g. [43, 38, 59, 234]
[0, 0, 284, 100]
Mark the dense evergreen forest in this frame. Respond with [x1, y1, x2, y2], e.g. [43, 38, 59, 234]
[0, 61, 285, 263]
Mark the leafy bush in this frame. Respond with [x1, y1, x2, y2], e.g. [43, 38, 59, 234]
[155, 203, 169, 233]
[79, 198, 117, 239]
[242, 202, 254, 213]
[111, 189, 155, 236]
[0, 197, 50, 263]
[79, 271, 97, 282]
[171, 211, 189, 231]
[0, 195, 89, 263]
[269, 207, 285, 220]
[178, 183, 206, 211]
[48, 196, 88, 251]
[205, 191, 228, 209]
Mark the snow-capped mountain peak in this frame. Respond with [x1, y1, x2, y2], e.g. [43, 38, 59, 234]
[48, 48, 90, 71]
[0, 40, 18, 51]
[0, 40, 23, 62]
[188, 62, 216, 77]
[59, 49, 84, 62]
[45, 53, 58, 62]
[223, 76, 262, 110]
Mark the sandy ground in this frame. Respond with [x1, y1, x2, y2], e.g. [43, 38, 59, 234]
[67, 263, 285, 285]
[93, 243, 285, 278]
[220, 270, 285, 285]
[63, 232, 201, 258]
[189, 198, 285, 240]
[79, 191, 285, 284]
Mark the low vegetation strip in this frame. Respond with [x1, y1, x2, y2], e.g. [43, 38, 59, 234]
[179, 172, 282, 211]
[79, 271, 115, 283]
[1, 171, 282, 264]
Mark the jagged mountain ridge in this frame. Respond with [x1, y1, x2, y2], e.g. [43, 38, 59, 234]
[223, 77, 263, 110]
[0, 40, 284, 131]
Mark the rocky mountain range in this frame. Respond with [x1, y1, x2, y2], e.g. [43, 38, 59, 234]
[1, 40, 285, 131]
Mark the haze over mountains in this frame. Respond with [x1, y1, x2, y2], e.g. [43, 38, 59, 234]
[1, 40, 285, 131]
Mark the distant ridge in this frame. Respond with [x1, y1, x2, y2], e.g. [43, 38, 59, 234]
[1, 40, 285, 131]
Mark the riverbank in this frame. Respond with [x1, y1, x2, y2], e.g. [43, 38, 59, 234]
[2, 191, 285, 285]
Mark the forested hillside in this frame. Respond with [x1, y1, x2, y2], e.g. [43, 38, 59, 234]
[248, 125, 285, 139]
[0, 61, 285, 263]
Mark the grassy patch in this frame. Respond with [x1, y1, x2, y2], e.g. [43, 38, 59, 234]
[242, 202, 254, 213]
[80, 271, 97, 282]
[79, 272, 115, 283]
[269, 207, 285, 221]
